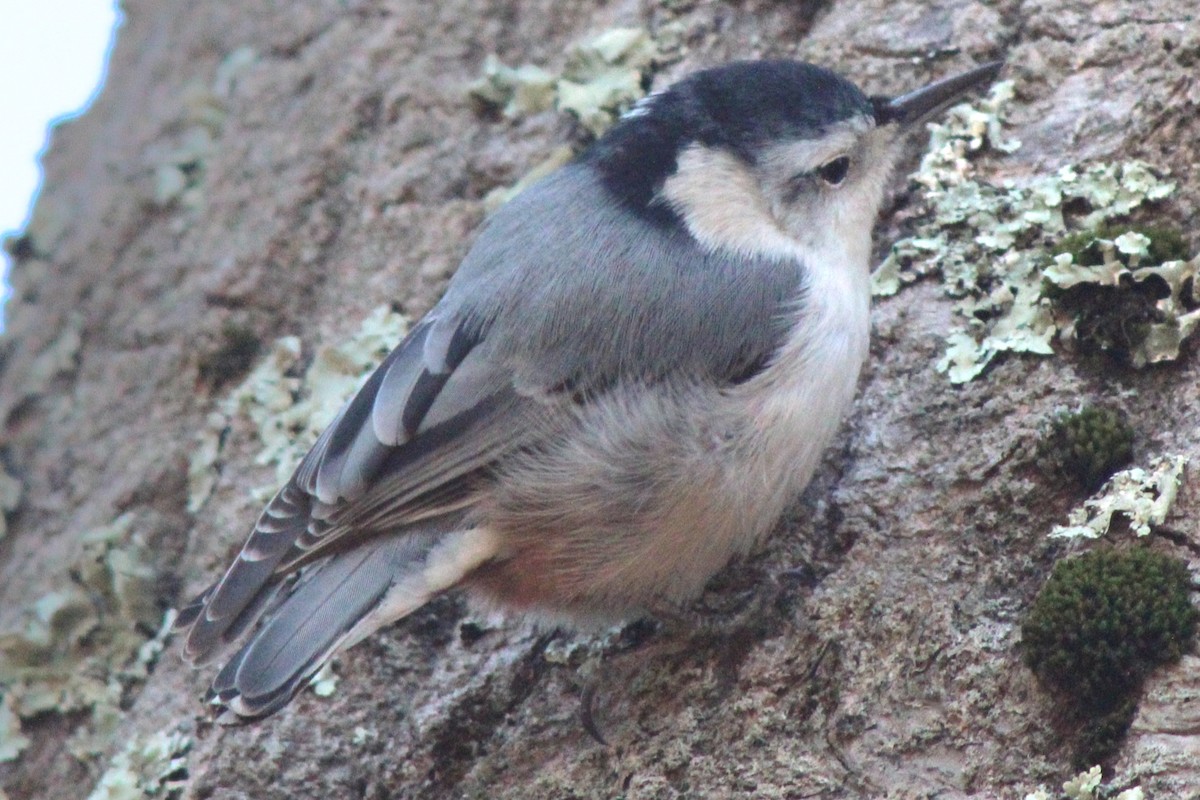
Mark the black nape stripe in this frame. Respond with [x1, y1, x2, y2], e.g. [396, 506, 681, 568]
[579, 60, 872, 223]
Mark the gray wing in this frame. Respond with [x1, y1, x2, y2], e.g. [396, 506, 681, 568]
[439, 164, 809, 396]
[178, 314, 543, 661]
[178, 161, 807, 663]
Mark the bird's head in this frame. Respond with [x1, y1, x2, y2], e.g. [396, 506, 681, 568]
[584, 59, 1002, 260]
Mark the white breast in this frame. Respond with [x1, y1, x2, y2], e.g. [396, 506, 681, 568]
[727, 232, 872, 539]
[657, 139, 877, 552]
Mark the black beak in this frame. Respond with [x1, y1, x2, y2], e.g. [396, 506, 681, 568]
[872, 61, 1004, 127]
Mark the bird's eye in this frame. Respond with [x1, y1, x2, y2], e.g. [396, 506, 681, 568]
[817, 156, 850, 186]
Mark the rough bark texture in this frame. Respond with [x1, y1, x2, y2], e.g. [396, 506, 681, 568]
[1, 0, 1198, 798]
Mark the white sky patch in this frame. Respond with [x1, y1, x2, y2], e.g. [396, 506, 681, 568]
[0, 1, 120, 315]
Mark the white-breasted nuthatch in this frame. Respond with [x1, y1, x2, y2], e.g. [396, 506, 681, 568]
[177, 58, 1002, 720]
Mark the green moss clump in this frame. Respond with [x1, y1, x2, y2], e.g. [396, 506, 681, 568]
[1054, 223, 1190, 268]
[1051, 281, 1165, 362]
[1046, 224, 1192, 363]
[1023, 548, 1196, 699]
[1022, 548, 1198, 765]
[1038, 406, 1135, 492]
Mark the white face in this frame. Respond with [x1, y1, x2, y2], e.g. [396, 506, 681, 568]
[755, 114, 900, 260]
[657, 114, 901, 269]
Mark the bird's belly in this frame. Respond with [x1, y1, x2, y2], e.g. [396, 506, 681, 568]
[466, 340, 867, 623]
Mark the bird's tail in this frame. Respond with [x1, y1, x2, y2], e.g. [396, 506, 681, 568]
[201, 527, 497, 722]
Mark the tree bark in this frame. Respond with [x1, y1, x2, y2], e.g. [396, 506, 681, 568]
[1, 0, 1197, 798]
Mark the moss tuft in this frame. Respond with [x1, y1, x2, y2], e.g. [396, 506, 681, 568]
[1022, 548, 1198, 764]
[1039, 406, 1135, 492]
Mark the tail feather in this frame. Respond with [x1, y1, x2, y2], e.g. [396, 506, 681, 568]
[173, 586, 210, 630]
[177, 573, 288, 663]
[181, 485, 313, 662]
[209, 533, 433, 719]
[218, 572, 292, 645]
[204, 526, 497, 722]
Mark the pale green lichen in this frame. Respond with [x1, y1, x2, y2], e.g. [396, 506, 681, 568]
[153, 47, 258, 210]
[468, 55, 557, 119]
[468, 28, 658, 137]
[153, 128, 216, 208]
[0, 514, 175, 765]
[558, 28, 657, 136]
[873, 80, 1021, 302]
[186, 334, 302, 510]
[309, 661, 339, 698]
[0, 693, 30, 763]
[254, 305, 407, 490]
[1023, 766, 1146, 800]
[85, 728, 191, 800]
[872, 80, 1191, 382]
[185, 305, 407, 511]
[1051, 454, 1188, 539]
[0, 466, 21, 540]
[186, 411, 227, 513]
[211, 46, 257, 99]
[1063, 766, 1103, 799]
[471, 28, 672, 211]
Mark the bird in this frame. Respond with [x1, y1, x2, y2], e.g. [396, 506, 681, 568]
[176, 57, 1003, 721]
